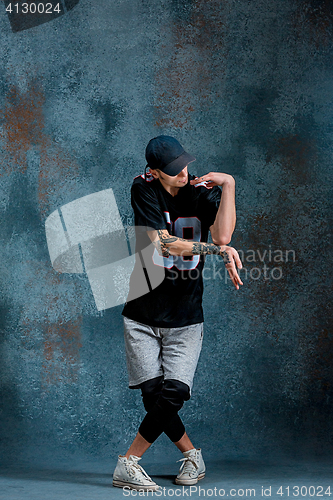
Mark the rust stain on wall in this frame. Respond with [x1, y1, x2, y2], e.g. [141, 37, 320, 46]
[1, 79, 83, 387]
[242, 134, 318, 341]
[0, 80, 45, 172]
[0, 78, 80, 217]
[21, 262, 83, 388]
[42, 319, 82, 388]
[155, 0, 227, 129]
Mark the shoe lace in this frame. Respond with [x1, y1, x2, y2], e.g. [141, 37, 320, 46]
[127, 456, 153, 481]
[177, 456, 198, 475]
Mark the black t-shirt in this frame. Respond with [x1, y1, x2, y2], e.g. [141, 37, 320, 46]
[122, 173, 221, 327]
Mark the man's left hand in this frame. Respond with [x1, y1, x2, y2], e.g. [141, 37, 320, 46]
[190, 172, 235, 189]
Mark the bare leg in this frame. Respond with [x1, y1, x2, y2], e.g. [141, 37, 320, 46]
[124, 432, 152, 459]
[174, 432, 195, 453]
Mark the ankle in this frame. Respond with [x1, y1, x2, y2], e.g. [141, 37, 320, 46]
[124, 452, 141, 460]
[183, 448, 196, 454]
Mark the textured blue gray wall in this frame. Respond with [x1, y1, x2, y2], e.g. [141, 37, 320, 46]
[0, 0, 333, 466]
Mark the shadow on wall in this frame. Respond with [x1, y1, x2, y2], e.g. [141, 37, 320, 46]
[3, 0, 80, 32]
[0, 306, 27, 464]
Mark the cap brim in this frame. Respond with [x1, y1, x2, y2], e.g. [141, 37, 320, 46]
[162, 151, 196, 176]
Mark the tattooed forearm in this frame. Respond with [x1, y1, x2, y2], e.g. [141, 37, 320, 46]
[192, 242, 231, 264]
[156, 229, 186, 257]
[153, 230, 231, 265]
[152, 238, 170, 257]
[192, 242, 220, 255]
[157, 230, 183, 244]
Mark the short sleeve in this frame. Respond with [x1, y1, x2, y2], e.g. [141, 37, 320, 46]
[198, 185, 222, 228]
[131, 181, 168, 230]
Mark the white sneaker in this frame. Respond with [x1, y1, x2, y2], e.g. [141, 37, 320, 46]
[113, 455, 160, 491]
[175, 448, 206, 485]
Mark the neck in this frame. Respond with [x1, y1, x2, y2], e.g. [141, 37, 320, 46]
[158, 178, 180, 197]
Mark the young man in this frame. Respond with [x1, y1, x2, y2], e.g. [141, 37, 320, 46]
[113, 136, 243, 491]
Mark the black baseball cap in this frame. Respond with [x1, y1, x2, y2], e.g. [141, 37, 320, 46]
[145, 136, 196, 176]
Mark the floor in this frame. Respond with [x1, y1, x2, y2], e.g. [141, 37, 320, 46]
[0, 457, 332, 499]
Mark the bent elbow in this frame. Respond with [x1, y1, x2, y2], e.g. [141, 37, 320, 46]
[212, 235, 232, 246]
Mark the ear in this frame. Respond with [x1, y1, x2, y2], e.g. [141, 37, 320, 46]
[149, 169, 159, 180]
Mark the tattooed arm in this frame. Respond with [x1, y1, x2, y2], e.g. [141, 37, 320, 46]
[148, 229, 243, 289]
[151, 230, 229, 262]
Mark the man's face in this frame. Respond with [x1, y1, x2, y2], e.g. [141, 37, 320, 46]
[150, 165, 188, 189]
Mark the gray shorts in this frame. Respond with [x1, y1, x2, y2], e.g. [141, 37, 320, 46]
[123, 316, 203, 392]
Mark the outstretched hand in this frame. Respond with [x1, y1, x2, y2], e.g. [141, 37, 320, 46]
[220, 245, 243, 290]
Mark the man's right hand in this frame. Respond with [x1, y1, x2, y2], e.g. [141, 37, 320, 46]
[219, 245, 243, 290]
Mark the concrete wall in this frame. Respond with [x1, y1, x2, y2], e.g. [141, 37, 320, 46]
[0, 0, 333, 466]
